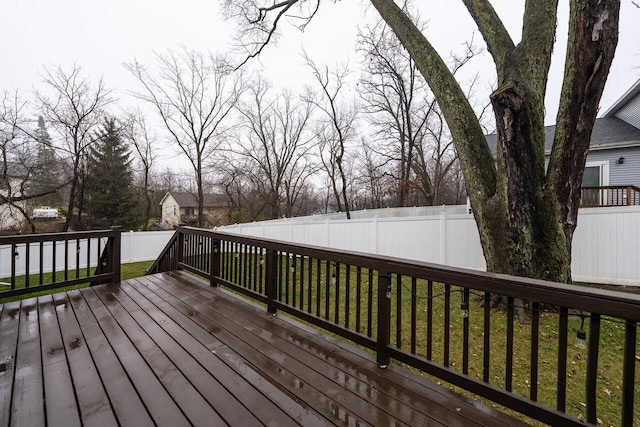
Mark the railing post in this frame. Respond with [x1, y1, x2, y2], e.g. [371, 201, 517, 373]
[10, 243, 17, 289]
[111, 226, 122, 283]
[177, 228, 185, 270]
[376, 268, 391, 367]
[265, 248, 278, 314]
[211, 238, 220, 287]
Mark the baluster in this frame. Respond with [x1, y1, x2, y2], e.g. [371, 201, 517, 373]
[556, 307, 568, 411]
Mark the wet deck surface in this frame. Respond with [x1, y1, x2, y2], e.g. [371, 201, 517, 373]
[0, 271, 528, 426]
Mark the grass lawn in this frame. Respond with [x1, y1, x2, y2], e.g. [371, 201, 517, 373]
[216, 256, 638, 426]
[0, 260, 153, 304]
[2, 254, 637, 425]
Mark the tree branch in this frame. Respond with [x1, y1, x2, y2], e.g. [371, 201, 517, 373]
[369, 0, 496, 204]
[462, 0, 515, 77]
[548, 0, 620, 247]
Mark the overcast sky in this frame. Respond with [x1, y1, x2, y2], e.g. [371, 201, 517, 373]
[1, 1, 638, 133]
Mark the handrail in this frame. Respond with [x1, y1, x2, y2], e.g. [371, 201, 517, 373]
[580, 185, 640, 207]
[0, 228, 122, 299]
[149, 226, 639, 426]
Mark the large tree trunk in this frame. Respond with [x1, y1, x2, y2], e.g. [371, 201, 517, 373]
[64, 164, 80, 232]
[479, 82, 571, 281]
[370, 0, 619, 284]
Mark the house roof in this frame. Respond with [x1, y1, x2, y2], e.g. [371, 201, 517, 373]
[485, 116, 640, 156]
[160, 191, 226, 208]
[602, 78, 640, 118]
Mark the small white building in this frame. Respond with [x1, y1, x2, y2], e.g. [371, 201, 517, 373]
[160, 191, 227, 227]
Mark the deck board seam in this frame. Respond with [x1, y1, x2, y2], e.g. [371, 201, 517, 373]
[123, 277, 320, 427]
[141, 274, 346, 426]
[168, 271, 526, 427]
[153, 273, 428, 427]
[145, 273, 380, 426]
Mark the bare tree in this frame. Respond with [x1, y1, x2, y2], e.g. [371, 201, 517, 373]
[410, 102, 468, 205]
[1, 92, 67, 233]
[216, 156, 256, 222]
[358, 18, 427, 207]
[0, 91, 32, 232]
[224, 0, 621, 287]
[35, 64, 112, 231]
[352, 137, 392, 209]
[358, 12, 481, 207]
[123, 110, 156, 230]
[232, 77, 317, 219]
[126, 47, 245, 227]
[304, 55, 357, 219]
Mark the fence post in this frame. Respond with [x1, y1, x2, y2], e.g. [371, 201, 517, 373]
[440, 211, 447, 265]
[376, 267, 391, 367]
[211, 238, 220, 287]
[265, 247, 278, 314]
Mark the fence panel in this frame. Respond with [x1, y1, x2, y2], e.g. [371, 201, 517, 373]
[1, 230, 174, 278]
[222, 206, 640, 286]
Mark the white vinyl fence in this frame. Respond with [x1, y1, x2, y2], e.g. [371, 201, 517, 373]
[220, 205, 640, 286]
[0, 230, 174, 278]
[120, 230, 175, 264]
[3, 207, 638, 286]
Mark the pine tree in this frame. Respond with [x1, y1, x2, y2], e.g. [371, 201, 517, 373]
[86, 117, 140, 230]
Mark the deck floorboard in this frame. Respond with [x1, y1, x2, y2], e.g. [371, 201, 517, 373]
[0, 272, 530, 426]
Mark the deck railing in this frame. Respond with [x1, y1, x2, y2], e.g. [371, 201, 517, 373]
[581, 185, 640, 207]
[0, 227, 122, 299]
[148, 226, 640, 427]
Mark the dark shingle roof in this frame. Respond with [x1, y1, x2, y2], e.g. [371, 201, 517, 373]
[485, 117, 640, 156]
[166, 191, 226, 208]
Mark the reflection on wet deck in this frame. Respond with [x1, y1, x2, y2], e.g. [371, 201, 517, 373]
[0, 272, 526, 426]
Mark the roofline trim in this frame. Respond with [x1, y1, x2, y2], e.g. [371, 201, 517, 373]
[544, 139, 640, 155]
[602, 78, 640, 118]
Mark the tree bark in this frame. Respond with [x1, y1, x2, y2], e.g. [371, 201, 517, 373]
[370, 0, 620, 283]
[226, 0, 620, 285]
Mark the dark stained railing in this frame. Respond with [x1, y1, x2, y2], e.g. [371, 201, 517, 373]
[148, 226, 640, 427]
[0, 228, 121, 299]
[581, 185, 640, 207]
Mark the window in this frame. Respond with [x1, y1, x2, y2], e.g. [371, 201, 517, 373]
[581, 161, 610, 206]
[582, 161, 609, 187]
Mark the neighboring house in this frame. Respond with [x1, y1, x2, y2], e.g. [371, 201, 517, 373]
[486, 78, 640, 207]
[160, 191, 228, 227]
[0, 162, 27, 232]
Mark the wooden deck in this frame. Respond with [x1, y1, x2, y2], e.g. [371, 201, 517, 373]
[0, 271, 528, 427]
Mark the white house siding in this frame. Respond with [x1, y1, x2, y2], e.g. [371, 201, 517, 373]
[615, 94, 640, 128]
[161, 194, 181, 226]
[0, 205, 25, 231]
[585, 146, 640, 186]
[0, 179, 26, 231]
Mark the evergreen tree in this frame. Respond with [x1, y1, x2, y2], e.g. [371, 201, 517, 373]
[87, 117, 140, 230]
[32, 116, 62, 207]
